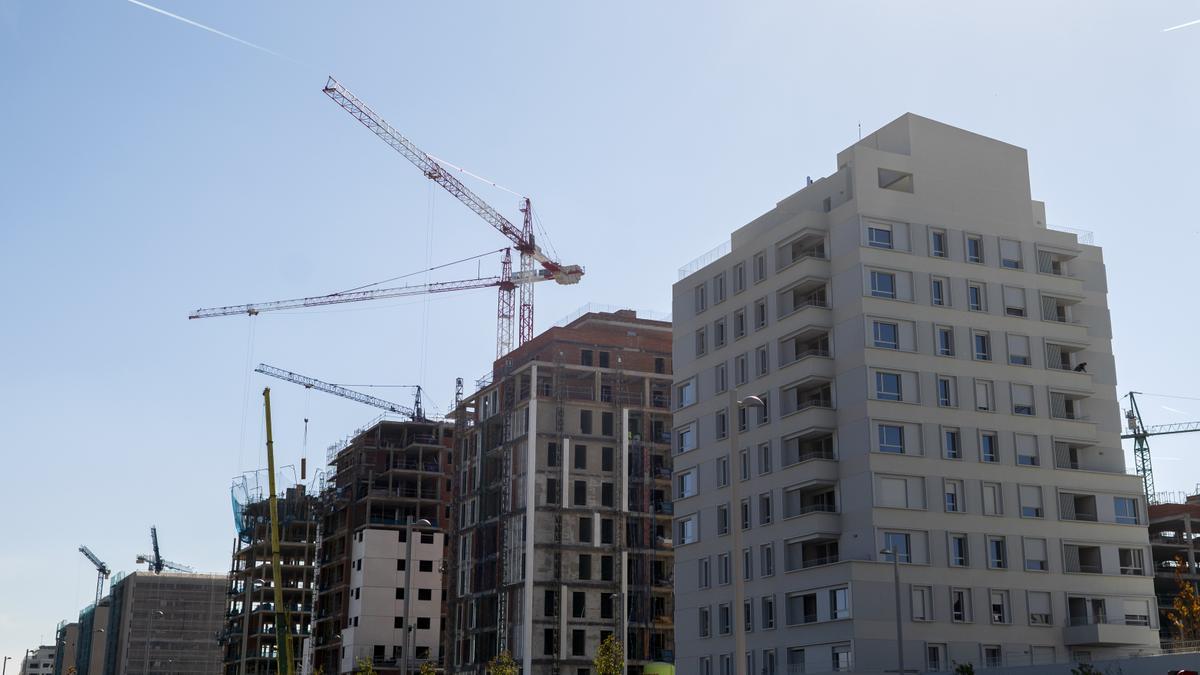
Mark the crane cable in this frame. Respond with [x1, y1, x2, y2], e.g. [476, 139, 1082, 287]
[334, 247, 508, 295]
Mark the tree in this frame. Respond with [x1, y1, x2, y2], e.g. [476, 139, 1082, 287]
[1168, 555, 1200, 641]
[952, 662, 975, 675]
[419, 662, 438, 675]
[356, 658, 377, 675]
[488, 650, 518, 675]
[592, 634, 624, 675]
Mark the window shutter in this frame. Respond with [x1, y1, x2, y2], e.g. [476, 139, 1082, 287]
[1000, 239, 1021, 262]
[1020, 485, 1042, 509]
[1003, 286, 1025, 310]
[1029, 591, 1051, 615]
[1007, 335, 1030, 360]
[880, 477, 908, 508]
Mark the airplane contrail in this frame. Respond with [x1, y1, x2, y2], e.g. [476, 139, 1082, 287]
[125, 0, 289, 60]
[1164, 17, 1200, 32]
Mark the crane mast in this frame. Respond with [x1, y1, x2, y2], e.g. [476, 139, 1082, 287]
[1122, 391, 1200, 504]
[321, 76, 583, 357]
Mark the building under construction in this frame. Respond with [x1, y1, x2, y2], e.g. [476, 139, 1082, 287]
[221, 483, 320, 675]
[312, 417, 455, 674]
[447, 309, 675, 674]
[1150, 494, 1200, 642]
[102, 570, 227, 675]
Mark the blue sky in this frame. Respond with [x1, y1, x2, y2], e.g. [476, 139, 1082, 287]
[1, 0, 1198, 657]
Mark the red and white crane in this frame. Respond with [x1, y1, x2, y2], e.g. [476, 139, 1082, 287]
[321, 76, 583, 358]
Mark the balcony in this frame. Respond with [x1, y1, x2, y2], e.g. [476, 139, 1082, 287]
[1054, 441, 1122, 473]
[1037, 248, 1079, 277]
[1059, 493, 1099, 522]
[777, 279, 832, 321]
[1050, 390, 1090, 422]
[1064, 616, 1155, 646]
[775, 232, 827, 272]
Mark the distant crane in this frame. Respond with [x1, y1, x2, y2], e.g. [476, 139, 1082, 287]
[135, 526, 195, 574]
[322, 76, 584, 358]
[78, 546, 110, 604]
[1123, 391, 1200, 504]
[254, 364, 423, 419]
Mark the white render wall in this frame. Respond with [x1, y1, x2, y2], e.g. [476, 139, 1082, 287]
[671, 114, 1157, 675]
[341, 527, 444, 673]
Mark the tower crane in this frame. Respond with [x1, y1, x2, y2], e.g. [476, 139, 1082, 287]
[78, 546, 110, 604]
[254, 364, 423, 419]
[1123, 391, 1200, 504]
[322, 76, 584, 358]
[188, 253, 554, 322]
[135, 526, 195, 574]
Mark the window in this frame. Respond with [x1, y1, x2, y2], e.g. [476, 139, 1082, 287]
[677, 515, 696, 545]
[873, 321, 899, 349]
[938, 377, 956, 407]
[602, 446, 613, 471]
[990, 590, 1011, 624]
[698, 557, 710, 588]
[574, 443, 587, 469]
[868, 224, 893, 249]
[695, 328, 707, 357]
[677, 425, 696, 454]
[1024, 538, 1048, 571]
[984, 646, 1002, 668]
[740, 449, 750, 481]
[1115, 497, 1140, 524]
[716, 505, 730, 536]
[878, 424, 905, 454]
[418, 589, 432, 601]
[1008, 334, 1031, 366]
[573, 591, 586, 618]
[733, 262, 746, 294]
[715, 409, 728, 440]
[753, 252, 767, 282]
[1000, 239, 1022, 269]
[950, 534, 969, 567]
[733, 309, 746, 339]
[1120, 547, 1146, 575]
[714, 317, 727, 348]
[581, 349, 594, 366]
[698, 606, 711, 638]
[717, 553, 731, 585]
[716, 456, 729, 487]
[944, 479, 964, 513]
[786, 649, 805, 673]
[676, 469, 697, 499]
[600, 518, 613, 544]
[695, 284, 707, 313]
[936, 326, 955, 356]
[931, 276, 947, 306]
[718, 603, 731, 634]
[676, 380, 696, 408]
[884, 532, 911, 563]
[912, 585, 932, 621]
[1020, 485, 1044, 518]
[758, 443, 772, 475]
[982, 482, 1002, 515]
[927, 644, 948, 671]
[878, 167, 913, 192]
[967, 235, 984, 263]
[930, 229, 947, 258]
[980, 432, 998, 463]
[951, 588, 972, 622]
[830, 587, 850, 619]
[762, 649, 776, 675]
[988, 536, 1008, 569]
[1012, 384, 1035, 416]
[755, 345, 769, 375]
[1004, 285, 1027, 317]
[744, 597, 754, 630]
[944, 427, 961, 459]
[832, 644, 853, 672]
[740, 499, 751, 530]
[760, 543, 774, 577]
[973, 331, 992, 361]
[754, 298, 768, 329]
[975, 380, 995, 411]
[875, 371, 902, 401]
[1016, 434, 1039, 466]
[713, 273, 726, 304]
[579, 516, 593, 543]
[968, 282, 986, 311]
[870, 270, 896, 299]
[714, 363, 727, 393]
[1029, 591, 1052, 625]
[878, 476, 916, 509]
[734, 354, 747, 385]
[1125, 599, 1151, 626]
[574, 480, 587, 506]
[572, 629, 585, 656]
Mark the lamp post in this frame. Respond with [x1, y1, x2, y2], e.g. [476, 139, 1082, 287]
[3, 655, 11, 675]
[729, 393, 765, 675]
[880, 548, 904, 675]
[401, 518, 432, 675]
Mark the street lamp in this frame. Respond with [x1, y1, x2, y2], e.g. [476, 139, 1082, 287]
[3, 655, 11, 675]
[880, 548, 905, 675]
[729, 393, 765, 675]
[401, 518, 433, 675]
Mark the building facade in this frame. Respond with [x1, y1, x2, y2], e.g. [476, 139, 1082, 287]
[448, 310, 675, 674]
[1148, 496, 1200, 641]
[75, 598, 110, 675]
[221, 483, 320, 675]
[19, 646, 56, 675]
[672, 114, 1157, 673]
[102, 571, 226, 675]
[54, 622, 79, 675]
[312, 418, 454, 674]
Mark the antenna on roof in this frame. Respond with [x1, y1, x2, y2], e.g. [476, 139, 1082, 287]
[858, 122, 862, 140]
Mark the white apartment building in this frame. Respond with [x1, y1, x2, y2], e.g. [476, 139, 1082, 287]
[18, 646, 55, 675]
[671, 114, 1157, 674]
[341, 526, 445, 673]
